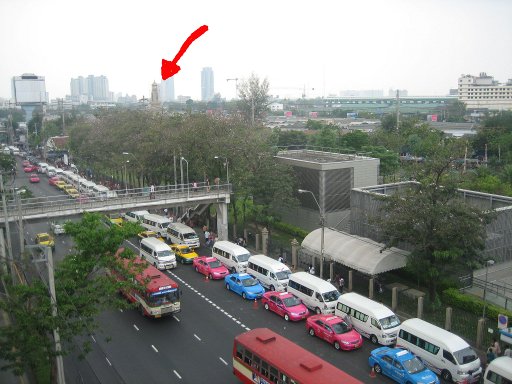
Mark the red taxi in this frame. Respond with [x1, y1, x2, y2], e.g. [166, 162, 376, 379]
[48, 176, 60, 186]
[22, 160, 31, 167]
[262, 291, 309, 322]
[306, 314, 363, 351]
[29, 173, 40, 183]
[192, 256, 228, 280]
[24, 165, 38, 173]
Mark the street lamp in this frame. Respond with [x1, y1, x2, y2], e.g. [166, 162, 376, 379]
[214, 156, 230, 186]
[123, 152, 142, 187]
[482, 259, 495, 320]
[124, 160, 129, 195]
[298, 189, 325, 279]
[181, 157, 189, 198]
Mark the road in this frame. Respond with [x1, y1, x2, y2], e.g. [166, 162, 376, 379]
[12, 158, 394, 384]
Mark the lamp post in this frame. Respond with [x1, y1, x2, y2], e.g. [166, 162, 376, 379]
[298, 189, 325, 279]
[123, 152, 142, 187]
[482, 259, 495, 320]
[181, 157, 189, 198]
[124, 160, 129, 195]
[214, 156, 229, 186]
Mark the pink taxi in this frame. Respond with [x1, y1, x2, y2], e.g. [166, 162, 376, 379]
[306, 314, 363, 351]
[192, 256, 229, 280]
[262, 291, 309, 322]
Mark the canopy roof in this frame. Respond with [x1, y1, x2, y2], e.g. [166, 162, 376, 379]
[301, 228, 408, 275]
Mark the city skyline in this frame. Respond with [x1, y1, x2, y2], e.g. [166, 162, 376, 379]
[1, 0, 511, 101]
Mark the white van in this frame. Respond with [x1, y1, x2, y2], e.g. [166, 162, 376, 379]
[92, 185, 117, 200]
[247, 254, 291, 292]
[286, 272, 340, 314]
[211, 241, 251, 274]
[78, 179, 96, 195]
[140, 237, 176, 270]
[166, 223, 200, 248]
[335, 292, 400, 345]
[38, 162, 49, 174]
[142, 214, 171, 237]
[397, 318, 482, 383]
[484, 356, 512, 384]
[124, 210, 150, 223]
[46, 166, 57, 177]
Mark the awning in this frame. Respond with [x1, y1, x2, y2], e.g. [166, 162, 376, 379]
[301, 228, 408, 275]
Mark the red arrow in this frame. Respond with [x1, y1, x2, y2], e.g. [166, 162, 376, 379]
[161, 25, 209, 80]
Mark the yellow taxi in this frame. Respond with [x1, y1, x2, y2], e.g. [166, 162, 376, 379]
[170, 244, 198, 264]
[35, 233, 55, 250]
[138, 230, 165, 242]
[105, 213, 124, 227]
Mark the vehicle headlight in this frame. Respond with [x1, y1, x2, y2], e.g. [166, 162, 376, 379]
[457, 370, 467, 375]
[342, 341, 350, 345]
[382, 334, 388, 338]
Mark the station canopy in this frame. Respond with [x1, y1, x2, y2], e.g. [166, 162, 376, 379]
[301, 228, 408, 275]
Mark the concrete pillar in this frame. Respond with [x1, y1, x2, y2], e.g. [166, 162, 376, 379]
[329, 261, 334, 282]
[261, 228, 268, 255]
[445, 307, 452, 331]
[417, 296, 424, 319]
[476, 318, 486, 349]
[291, 238, 299, 271]
[392, 287, 398, 312]
[348, 270, 353, 292]
[216, 202, 228, 241]
[369, 278, 374, 300]
[255, 234, 260, 252]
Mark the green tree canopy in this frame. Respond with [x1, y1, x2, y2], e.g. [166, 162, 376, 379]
[237, 73, 270, 125]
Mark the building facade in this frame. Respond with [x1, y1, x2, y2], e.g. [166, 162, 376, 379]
[458, 73, 512, 111]
[11, 73, 48, 121]
[160, 78, 175, 102]
[70, 75, 110, 102]
[201, 67, 214, 101]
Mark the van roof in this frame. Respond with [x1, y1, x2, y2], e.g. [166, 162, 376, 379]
[400, 318, 471, 350]
[169, 222, 196, 232]
[213, 240, 250, 255]
[248, 254, 289, 269]
[289, 271, 337, 291]
[486, 356, 512, 375]
[144, 214, 170, 222]
[337, 292, 395, 316]
[141, 237, 172, 249]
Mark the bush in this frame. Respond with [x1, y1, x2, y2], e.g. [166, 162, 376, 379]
[442, 288, 512, 323]
[272, 221, 308, 240]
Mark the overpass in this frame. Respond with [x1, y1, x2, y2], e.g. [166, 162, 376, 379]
[1, 183, 232, 240]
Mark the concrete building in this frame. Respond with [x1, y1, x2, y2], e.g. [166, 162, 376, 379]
[458, 73, 512, 111]
[160, 78, 175, 102]
[11, 73, 48, 121]
[70, 75, 110, 102]
[201, 67, 214, 101]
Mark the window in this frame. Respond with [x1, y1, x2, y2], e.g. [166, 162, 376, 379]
[371, 318, 381, 329]
[443, 350, 457, 365]
[353, 310, 368, 322]
[381, 355, 393, 364]
[486, 370, 512, 384]
[337, 303, 350, 314]
[235, 343, 243, 359]
[244, 350, 252, 366]
[393, 360, 402, 370]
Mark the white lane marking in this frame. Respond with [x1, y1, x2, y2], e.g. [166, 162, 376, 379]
[219, 357, 228, 366]
[151, 345, 158, 353]
[133, 324, 139, 331]
[173, 315, 180, 322]
[194, 334, 201, 341]
[173, 370, 182, 379]
[91, 335, 96, 343]
[105, 357, 112, 366]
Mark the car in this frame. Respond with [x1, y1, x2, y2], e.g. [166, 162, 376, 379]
[65, 188, 79, 198]
[22, 160, 30, 167]
[138, 230, 165, 242]
[368, 347, 440, 384]
[55, 180, 67, 189]
[50, 221, 66, 235]
[48, 176, 60, 186]
[306, 314, 363, 351]
[170, 244, 198, 264]
[24, 165, 38, 173]
[224, 273, 265, 300]
[192, 256, 229, 280]
[29, 173, 40, 183]
[35, 233, 55, 250]
[262, 291, 309, 322]
[104, 213, 124, 227]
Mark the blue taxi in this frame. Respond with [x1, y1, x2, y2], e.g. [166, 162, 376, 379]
[369, 347, 440, 384]
[224, 273, 265, 300]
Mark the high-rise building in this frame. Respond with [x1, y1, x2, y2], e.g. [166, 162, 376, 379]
[11, 73, 48, 121]
[458, 73, 512, 111]
[70, 75, 110, 102]
[160, 78, 175, 102]
[201, 67, 214, 101]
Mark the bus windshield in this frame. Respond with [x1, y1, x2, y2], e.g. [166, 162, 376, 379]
[379, 314, 401, 330]
[453, 346, 478, 365]
[236, 253, 251, 263]
[322, 290, 341, 302]
[276, 270, 291, 280]
[147, 289, 179, 306]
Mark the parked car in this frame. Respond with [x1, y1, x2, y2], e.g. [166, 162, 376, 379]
[224, 273, 265, 300]
[306, 314, 363, 351]
[24, 165, 38, 173]
[29, 173, 40, 183]
[192, 256, 229, 280]
[48, 176, 60, 186]
[261, 291, 309, 322]
[35, 233, 55, 250]
[170, 244, 198, 264]
[368, 347, 440, 384]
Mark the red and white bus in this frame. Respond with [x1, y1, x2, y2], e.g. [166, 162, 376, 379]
[233, 328, 364, 384]
[111, 255, 181, 318]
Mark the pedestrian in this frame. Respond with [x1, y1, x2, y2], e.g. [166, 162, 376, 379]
[339, 275, 345, 293]
[206, 177, 210, 192]
[503, 345, 511, 357]
[309, 265, 315, 275]
[150, 184, 155, 199]
[192, 180, 198, 192]
[486, 346, 496, 364]
[204, 230, 210, 246]
[208, 231, 215, 246]
[278, 255, 284, 263]
[493, 338, 501, 356]
[214, 176, 220, 189]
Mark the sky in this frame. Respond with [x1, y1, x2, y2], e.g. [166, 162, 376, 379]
[1, 0, 512, 101]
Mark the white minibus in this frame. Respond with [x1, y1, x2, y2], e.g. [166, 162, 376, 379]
[78, 179, 96, 195]
[140, 237, 176, 270]
[397, 318, 482, 383]
[61, 170, 75, 183]
[46, 166, 57, 177]
[484, 356, 512, 384]
[93, 185, 117, 200]
[142, 214, 171, 238]
[211, 241, 251, 274]
[286, 272, 340, 314]
[38, 162, 49, 174]
[166, 223, 200, 248]
[335, 292, 400, 345]
[124, 210, 150, 223]
[247, 254, 291, 292]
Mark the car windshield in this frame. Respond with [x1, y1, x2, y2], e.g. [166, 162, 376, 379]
[322, 290, 341, 302]
[157, 250, 173, 258]
[180, 247, 192, 254]
[282, 296, 302, 307]
[242, 278, 258, 287]
[402, 357, 426, 374]
[332, 321, 352, 334]
[39, 235, 49, 242]
[237, 253, 251, 263]
[183, 233, 197, 240]
[453, 346, 478, 365]
[208, 260, 222, 268]
[380, 315, 401, 330]
[276, 270, 291, 280]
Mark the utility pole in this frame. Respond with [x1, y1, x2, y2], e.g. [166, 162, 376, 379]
[395, 90, 400, 131]
[0, 173, 13, 277]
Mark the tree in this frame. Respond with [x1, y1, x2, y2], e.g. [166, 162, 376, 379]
[237, 73, 270, 125]
[373, 139, 495, 300]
